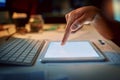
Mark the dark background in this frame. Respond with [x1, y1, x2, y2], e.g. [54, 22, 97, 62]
[0, 0, 102, 23]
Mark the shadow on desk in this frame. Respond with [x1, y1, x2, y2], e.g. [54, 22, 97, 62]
[0, 71, 45, 80]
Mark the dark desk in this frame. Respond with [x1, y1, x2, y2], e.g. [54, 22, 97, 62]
[0, 52, 120, 80]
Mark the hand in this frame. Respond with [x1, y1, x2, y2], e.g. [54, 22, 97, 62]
[61, 6, 100, 45]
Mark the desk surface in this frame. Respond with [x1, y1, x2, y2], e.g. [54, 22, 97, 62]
[13, 24, 120, 52]
[0, 24, 120, 80]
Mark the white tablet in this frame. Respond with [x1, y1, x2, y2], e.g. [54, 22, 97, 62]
[41, 41, 105, 63]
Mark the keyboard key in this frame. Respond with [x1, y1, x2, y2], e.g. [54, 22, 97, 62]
[16, 59, 23, 63]
[20, 54, 27, 57]
[16, 57, 24, 63]
[24, 58, 33, 63]
[0, 57, 9, 61]
[27, 55, 35, 59]
[0, 52, 6, 58]
[29, 52, 36, 56]
[8, 57, 16, 62]
[23, 60, 31, 63]
[3, 54, 12, 58]
[31, 42, 42, 53]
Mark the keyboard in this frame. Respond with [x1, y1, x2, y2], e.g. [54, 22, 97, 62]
[0, 38, 46, 66]
[105, 52, 120, 64]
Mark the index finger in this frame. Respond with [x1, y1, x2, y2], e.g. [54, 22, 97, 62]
[61, 12, 80, 45]
[61, 24, 71, 45]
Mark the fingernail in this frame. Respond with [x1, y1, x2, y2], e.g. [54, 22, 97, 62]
[71, 24, 78, 30]
[71, 24, 82, 31]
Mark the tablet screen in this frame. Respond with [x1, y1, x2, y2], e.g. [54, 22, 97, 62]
[44, 42, 100, 58]
[41, 41, 105, 63]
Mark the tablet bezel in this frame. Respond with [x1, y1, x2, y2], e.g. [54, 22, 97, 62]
[40, 41, 105, 63]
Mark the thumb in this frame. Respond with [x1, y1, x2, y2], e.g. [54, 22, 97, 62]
[70, 14, 92, 32]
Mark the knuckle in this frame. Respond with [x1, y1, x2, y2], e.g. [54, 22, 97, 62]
[67, 10, 76, 17]
[65, 14, 68, 18]
[70, 11, 75, 16]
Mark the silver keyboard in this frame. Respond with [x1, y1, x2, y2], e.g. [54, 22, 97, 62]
[0, 38, 45, 66]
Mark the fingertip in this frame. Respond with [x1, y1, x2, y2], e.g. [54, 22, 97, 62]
[61, 40, 65, 46]
[61, 43, 64, 46]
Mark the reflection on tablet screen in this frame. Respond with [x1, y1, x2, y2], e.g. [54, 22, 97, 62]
[44, 42, 99, 58]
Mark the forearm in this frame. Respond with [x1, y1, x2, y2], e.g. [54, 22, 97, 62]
[92, 14, 114, 40]
[92, 14, 120, 46]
